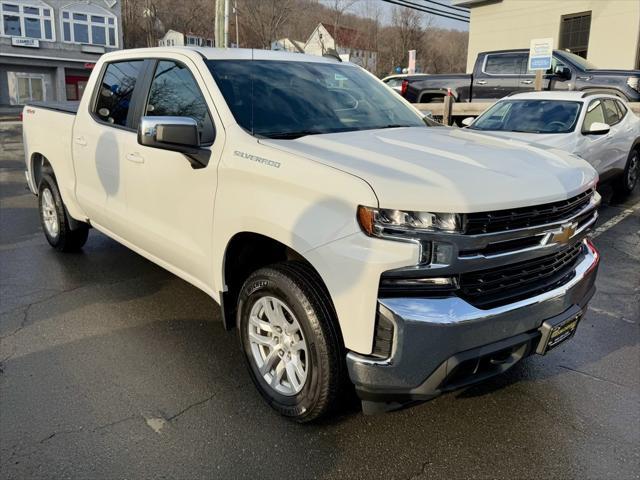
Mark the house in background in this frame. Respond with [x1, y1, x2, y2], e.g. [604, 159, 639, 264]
[270, 37, 305, 53]
[454, 0, 640, 72]
[304, 23, 377, 72]
[157, 29, 213, 48]
[0, 0, 123, 106]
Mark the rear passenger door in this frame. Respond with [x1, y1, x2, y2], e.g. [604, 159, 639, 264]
[472, 53, 520, 100]
[122, 57, 222, 286]
[578, 98, 615, 175]
[601, 98, 628, 172]
[73, 59, 147, 233]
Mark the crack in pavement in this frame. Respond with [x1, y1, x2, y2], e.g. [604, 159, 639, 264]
[558, 365, 631, 389]
[1, 415, 139, 465]
[166, 392, 218, 422]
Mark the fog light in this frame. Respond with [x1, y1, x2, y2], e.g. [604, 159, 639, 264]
[431, 242, 453, 265]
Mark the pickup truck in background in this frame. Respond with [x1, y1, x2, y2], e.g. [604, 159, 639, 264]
[404, 49, 640, 104]
[23, 47, 601, 422]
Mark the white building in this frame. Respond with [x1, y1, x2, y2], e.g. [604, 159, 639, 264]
[270, 38, 305, 53]
[303, 23, 377, 72]
[158, 29, 213, 48]
[0, 0, 123, 106]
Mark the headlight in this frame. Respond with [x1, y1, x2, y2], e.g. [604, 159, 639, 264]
[627, 76, 640, 93]
[357, 206, 462, 236]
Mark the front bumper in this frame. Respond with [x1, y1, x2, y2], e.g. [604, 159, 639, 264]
[347, 239, 599, 413]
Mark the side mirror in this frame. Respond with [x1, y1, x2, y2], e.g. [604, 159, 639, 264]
[461, 116, 474, 127]
[138, 116, 210, 168]
[584, 121, 610, 135]
[554, 65, 571, 80]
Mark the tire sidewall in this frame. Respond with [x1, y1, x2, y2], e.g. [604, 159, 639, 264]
[624, 148, 639, 192]
[38, 175, 66, 248]
[238, 271, 326, 418]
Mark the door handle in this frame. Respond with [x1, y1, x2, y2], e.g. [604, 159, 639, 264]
[520, 80, 533, 84]
[577, 76, 592, 81]
[74, 136, 87, 147]
[476, 80, 487, 85]
[126, 152, 144, 164]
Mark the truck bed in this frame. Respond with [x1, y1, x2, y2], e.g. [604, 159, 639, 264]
[27, 101, 80, 114]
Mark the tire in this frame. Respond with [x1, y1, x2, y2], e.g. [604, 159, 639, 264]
[237, 261, 345, 422]
[38, 173, 89, 252]
[613, 147, 639, 201]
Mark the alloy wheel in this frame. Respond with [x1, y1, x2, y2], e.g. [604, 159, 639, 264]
[247, 295, 309, 396]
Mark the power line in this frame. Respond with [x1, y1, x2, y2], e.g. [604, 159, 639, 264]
[417, 0, 470, 14]
[382, 0, 470, 23]
[385, 0, 470, 22]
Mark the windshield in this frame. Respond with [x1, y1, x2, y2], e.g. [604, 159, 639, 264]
[558, 51, 597, 70]
[470, 100, 583, 134]
[206, 60, 426, 138]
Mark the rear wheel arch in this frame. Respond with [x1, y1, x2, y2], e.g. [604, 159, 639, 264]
[30, 153, 55, 190]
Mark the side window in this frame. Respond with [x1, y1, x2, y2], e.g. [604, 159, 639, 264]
[615, 100, 627, 119]
[602, 99, 621, 126]
[582, 99, 606, 132]
[484, 54, 523, 75]
[145, 60, 215, 144]
[94, 60, 144, 127]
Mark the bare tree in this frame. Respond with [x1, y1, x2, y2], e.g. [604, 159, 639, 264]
[238, 0, 296, 48]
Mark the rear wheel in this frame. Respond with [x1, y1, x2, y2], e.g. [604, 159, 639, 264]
[237, 262, 344, 422]
[614, 148, 639, 201]
[38, 174, 89, 252]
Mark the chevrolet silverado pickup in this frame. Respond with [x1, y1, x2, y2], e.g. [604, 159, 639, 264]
[23, 47, 601, 421]
[404, 49, 640, 104]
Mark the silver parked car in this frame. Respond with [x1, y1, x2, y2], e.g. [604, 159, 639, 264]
[465, 91, 640, 199]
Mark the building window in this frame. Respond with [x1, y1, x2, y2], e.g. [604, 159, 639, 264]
[0, 1, 54, 40]
[7, 71, 52, 104]
[61, 2, 117, 47]
[559, 11, 591, 59]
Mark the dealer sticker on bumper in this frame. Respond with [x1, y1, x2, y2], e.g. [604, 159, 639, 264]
[536, 311, 582, 355]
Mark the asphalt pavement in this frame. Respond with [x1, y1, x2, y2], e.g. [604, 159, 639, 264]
[1, 121, 638, 479]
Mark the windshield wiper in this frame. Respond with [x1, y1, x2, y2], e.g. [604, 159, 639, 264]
[260, 130, 322, 139]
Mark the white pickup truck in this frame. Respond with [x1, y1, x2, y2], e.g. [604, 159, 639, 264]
[23, 47, 601, 421]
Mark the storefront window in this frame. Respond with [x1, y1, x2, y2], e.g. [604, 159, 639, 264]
[0, 1, 54, 40]
[7, 71, 51, 105]
[61, 3, 117, 47]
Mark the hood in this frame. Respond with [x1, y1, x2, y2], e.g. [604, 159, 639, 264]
[469, 130, 576, 149]
[261, 127, 597, 213]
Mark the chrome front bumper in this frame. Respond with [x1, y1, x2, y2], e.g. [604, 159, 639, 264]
[347, 239, 600, 413]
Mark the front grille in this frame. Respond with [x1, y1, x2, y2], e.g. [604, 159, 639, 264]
[464, 190, 593, 235]
[459, 242, 584, 309]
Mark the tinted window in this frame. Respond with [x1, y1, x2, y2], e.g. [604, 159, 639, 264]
[484, 54, 524, 75]
[615, 100, 627, 118]
[145, 60, 215, 144]
[207, 60, 425, 138]
[602, 99, 621, 125]
[94, 60, 144, 127]
[583, 99, 606, 131]
[471, 100, 582, 133]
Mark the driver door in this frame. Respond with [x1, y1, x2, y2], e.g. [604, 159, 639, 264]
[122, 57, 222, 287]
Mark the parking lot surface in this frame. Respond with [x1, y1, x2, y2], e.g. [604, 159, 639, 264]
[1, 121, 638, 479]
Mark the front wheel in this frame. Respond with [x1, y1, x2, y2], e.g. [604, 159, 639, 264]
[38, 174, 89, 252]
[614, 148, 639, 201]
[237, 262, 345, 422]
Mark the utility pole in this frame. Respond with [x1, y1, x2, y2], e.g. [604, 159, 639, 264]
[234, 0, 239, 48]
[224, 0, 229, 48]
[214, 0, 225, 47]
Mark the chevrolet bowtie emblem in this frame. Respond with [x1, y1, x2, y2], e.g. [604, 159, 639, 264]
[551, 222, 578, 244]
